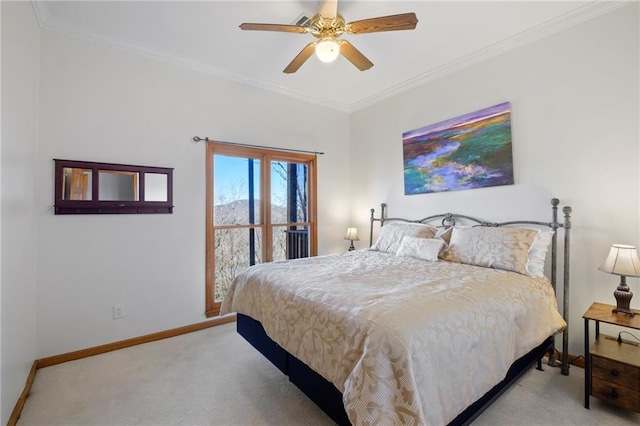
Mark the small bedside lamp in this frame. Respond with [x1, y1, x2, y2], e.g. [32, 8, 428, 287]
[598, 244, 640, 316]
[344, 227, 359, 251]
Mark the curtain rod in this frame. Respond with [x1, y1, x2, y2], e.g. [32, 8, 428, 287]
[192, 136, 324, 155]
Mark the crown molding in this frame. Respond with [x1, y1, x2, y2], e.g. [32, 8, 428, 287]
[347, 0, 631, 112]
[31, 1, 49, 28]
[32, 1, 630, 114]
[31, 1, 352, 112]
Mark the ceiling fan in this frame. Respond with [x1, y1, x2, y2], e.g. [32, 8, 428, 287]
[239, 0, 418, 73]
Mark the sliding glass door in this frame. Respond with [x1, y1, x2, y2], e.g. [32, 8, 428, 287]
[205, 142, 317, 316]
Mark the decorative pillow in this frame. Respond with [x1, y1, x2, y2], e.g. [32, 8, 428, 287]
[371, 222, 438, 254]
[442, 227, 538, 275]
[435, 227, 453, 245]
[436, 226, 471, 259]
[526, 230, 554, 277]
[396, 237, 445, 262]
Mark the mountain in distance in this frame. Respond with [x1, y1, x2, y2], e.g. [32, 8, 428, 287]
[214, 199, 288, 225]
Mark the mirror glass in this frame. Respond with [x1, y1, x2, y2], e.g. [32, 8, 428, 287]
[98, 170, 139, 201]
[55, 159, 173, 214]
[62, 167, 93, 200]
[144, 173, 168, 202]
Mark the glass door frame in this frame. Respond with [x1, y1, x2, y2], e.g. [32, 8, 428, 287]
[205, 141, 318, 317]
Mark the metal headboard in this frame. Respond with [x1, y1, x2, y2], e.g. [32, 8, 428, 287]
[369, 197, 572, 376]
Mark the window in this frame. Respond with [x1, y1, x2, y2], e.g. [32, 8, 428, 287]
[205, 142, 317, 317]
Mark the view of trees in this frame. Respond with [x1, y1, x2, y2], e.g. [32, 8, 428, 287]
[213, 158, 309, 302]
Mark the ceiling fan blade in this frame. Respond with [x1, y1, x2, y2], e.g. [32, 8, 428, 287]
[283, 42, 317, 74]
[239, 23, 308, 34]
[318, 0, 338, 19]
[338, 40, 373, 71]
[345, 12, 418, 34]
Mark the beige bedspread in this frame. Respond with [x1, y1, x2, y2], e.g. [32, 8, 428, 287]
[221, 250, 566, 425]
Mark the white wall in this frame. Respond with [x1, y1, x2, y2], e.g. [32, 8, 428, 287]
[350, 4, 639, 356]
[1, 4, 635, 400]
[36, 30, 351, 358]
[1, 1, 40, 423]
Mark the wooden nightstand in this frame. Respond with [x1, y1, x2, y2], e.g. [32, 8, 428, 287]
[583, 302, 640, 412]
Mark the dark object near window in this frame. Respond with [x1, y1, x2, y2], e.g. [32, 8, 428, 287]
[54, 159, 173, 214]
[285, 229, 309, 259]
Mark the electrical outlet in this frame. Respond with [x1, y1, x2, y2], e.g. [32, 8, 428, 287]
[113, 304, 125, 319]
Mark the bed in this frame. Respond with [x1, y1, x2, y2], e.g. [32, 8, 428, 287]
[221, 198, 572, 425]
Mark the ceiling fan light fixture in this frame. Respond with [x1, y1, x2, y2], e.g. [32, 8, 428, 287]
[240, 6, 418, 73]
[315, 38, 340, 63]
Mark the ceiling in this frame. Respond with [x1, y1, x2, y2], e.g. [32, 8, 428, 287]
[32, 1, 626, 112]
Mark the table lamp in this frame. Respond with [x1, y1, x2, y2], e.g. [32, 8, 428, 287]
[598, 244, 640, 316]
[344, 227, 359, 251]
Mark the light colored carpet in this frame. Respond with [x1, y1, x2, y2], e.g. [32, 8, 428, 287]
[18, 322, 640, 425]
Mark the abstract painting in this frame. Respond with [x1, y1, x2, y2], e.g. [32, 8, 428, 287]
[403, 102, 514, 195]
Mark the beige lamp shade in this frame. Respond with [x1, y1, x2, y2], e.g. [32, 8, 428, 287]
[344, 227, 359, 241]
[598, 244, 640, 277]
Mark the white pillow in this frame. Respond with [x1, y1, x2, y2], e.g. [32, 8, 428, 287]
[396, 237, 445, 262]
[371, 222, 438, 254]
[442, 226, 538, 275]
[525, 231, 554, 277]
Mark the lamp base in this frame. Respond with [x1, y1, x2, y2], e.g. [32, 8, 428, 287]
[612, 307, 636, 317]
[613, 287, 635, 317]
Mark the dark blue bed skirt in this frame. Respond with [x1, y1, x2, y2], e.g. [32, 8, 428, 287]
[237, 313, 554, 426]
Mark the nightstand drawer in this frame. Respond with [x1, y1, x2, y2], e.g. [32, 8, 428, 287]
[592, 355, 640, 391]
[584, 303, 640, 412]
[591, 377, 640, 412]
